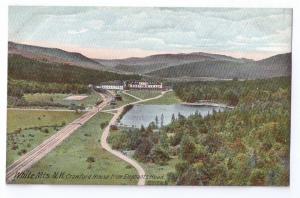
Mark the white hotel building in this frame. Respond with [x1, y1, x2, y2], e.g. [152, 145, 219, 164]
[96, 80, 163, 90]
[127, 81, 163, 90]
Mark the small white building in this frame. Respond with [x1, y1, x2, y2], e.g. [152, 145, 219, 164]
[96, 80, 124, 90]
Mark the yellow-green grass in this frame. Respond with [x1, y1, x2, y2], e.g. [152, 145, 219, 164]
[141, 91, 181, 105]
[6, 109, 83, 166]
[23, 92, 102, 108]
[141, 157, 179, 185]
[12, 112, 138, 185]
[7, 109, 83, 133]
[126, 90, 161, 100]
[103, 92, 137, 110]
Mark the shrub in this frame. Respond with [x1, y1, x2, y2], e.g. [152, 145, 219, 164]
[86, 156, 95, 163]
[11, 144, 18, 150]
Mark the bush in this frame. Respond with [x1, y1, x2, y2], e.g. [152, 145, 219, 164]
[17, 149, 27, 155]
[11, 144, 18, 150]
[100, 121, 108, 129]
[43, 128, 49, 133]
[86, 156, 95, 163]
[249, 169, 267, 186]
[148, 145, 170, 164]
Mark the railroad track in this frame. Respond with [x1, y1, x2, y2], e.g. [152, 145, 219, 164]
[6, 92, 111, 183]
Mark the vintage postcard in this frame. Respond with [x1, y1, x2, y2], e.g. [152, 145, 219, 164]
[6, 7, 292, 186]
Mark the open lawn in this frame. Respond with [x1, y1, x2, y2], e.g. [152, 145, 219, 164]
[12, 112, 138, 185]
[6, 109, 83, 166]
[141, 91, 181, 105]
[125, 90, 161, 100]
[23, 92, 102, 109]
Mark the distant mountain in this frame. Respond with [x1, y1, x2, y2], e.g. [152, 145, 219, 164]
[9, 41, 291, 80]
[146, 53, 291, 80]
[8, 42, 108, 71]
[96, 52, 253, 74]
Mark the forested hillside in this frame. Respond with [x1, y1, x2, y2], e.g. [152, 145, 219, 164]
[8, 55, 141, 85]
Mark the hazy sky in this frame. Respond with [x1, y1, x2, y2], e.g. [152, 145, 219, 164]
[9, 7, 292, 60]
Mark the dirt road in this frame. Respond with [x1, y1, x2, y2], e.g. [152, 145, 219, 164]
[101, 90, 170, 185]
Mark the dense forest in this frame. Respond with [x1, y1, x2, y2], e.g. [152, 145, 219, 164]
[109, 77, 290, 185]
[8, 78, 89, 96]
[8, 55, 141, 85]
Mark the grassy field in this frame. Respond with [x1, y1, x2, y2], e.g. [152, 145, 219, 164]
[7, 109, 83, 133]
[7, 109, 83, 166]
[126, 90, 161, 100]
[23, 92, 102, 108]
[141, 91, 181, 105]
[12, 112, 138, 185]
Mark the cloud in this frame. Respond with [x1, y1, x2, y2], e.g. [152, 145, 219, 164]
[8, 7, 292, 59]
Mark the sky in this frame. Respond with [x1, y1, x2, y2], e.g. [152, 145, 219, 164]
[8, 7, 292, 60]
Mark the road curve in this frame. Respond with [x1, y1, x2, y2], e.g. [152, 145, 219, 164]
[101, 90, 171, 185]
[6, 92, 112, 183]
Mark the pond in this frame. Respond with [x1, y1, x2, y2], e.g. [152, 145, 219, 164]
[119, 104, 227, 128]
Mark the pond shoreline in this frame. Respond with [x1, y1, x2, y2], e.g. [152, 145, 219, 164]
[181, 102, 235, 109]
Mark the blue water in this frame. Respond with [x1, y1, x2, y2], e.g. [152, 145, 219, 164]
[119, 104, 225, 128]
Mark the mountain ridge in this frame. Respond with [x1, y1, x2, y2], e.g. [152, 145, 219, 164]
[8, 42, 291, 80]
[146, 53, 291, 80]
[8, 41, 107, 71]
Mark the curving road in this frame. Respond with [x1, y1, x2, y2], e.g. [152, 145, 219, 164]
[101, 90, 171, 185]
[6, 92, 112, 183]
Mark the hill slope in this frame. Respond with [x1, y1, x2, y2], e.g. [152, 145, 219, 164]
[146, 53, 291, 80]
[8, 55, 141, 85]
[8, 42, 108, 71]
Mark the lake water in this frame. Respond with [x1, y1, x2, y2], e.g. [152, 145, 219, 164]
[119, 104, 226, 128]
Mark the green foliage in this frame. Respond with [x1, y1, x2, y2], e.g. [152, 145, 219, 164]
[164, 77, 290, 186]
[148, 145, 170, 165]
[173, 77, 290, 106]
[249, 169, 267, 185]
[8, 78, 88, 98]
[180, 135, 196, 163]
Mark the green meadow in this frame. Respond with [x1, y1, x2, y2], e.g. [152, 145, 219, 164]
[12, 112, 138, 185]
[141, 91, 181, 105]
[7, 109, 83, 166]
[126, 90, 162, 100]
